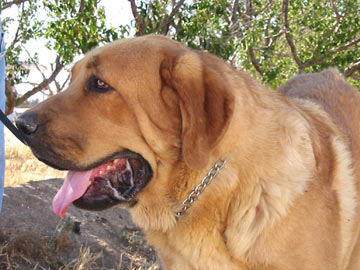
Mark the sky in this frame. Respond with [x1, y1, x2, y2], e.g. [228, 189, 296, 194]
[1, 0, 134, 101]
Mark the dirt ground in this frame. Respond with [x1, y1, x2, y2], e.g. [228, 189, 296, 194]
[1, 130, 160, 269]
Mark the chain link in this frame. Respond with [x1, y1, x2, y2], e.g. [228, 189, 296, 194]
[176, 159, 227, 217]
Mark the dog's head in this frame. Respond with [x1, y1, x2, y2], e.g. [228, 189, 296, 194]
[16, 35, 234, 220]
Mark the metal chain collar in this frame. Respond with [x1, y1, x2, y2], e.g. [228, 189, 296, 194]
[176, 159, 227, 217]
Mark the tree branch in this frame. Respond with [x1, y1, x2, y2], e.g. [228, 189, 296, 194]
[128, 0, 146, 36]
[351, 75, 360, 80]
[144, 1, 152, 31]
[231, 0, 273, 39]
[229, 0, 241, 37]
[230, 0, 240, 27]
[233, 0, 254, 38]
[78, 0, 86, 13]
[282, 0, 303, 68]
[5, 79, 17, 115]
[245, 0, 253, 31]
[344, 60, 360, 78]
[310, 21, 340, 62]
[253, 0, 273, 16]
[248, 47, 263, 75]
[10, 22, 21, 48]
[336, 37, 360, 53]
[1, 0, 28, 11]
[10, 2, 26, 48]
[16, 57, 64, 105]
[304, 36, 360, 68]
[57, 72, 71, 93]
[330, 0, 342, 24]
[160, 0, 185, 35]
[264, 17, 271, 47]
[22, 45, 47, 80]
[309, 1, 344, 56]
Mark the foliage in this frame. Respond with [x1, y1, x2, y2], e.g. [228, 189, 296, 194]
[1, 0, 360, 113]
[1, 0, 120, 110]
[129, 0, 360, 88]
[2, 0, 42, 85]
[43, 0, 119, 65]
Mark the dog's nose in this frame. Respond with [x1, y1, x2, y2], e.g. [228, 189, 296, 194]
[16, 112, 39, 135]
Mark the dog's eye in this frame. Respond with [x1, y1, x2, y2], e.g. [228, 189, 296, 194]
[87, 76, 114, 93]
[96, 79, 108, 88]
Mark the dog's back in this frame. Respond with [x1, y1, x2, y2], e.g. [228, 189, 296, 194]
[280, 69, 360, 269]
[279, 69, 360, 142]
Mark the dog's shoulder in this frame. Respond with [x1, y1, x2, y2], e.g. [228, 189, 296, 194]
[279, 68, 360, 141]
[279, 68, 358, 105]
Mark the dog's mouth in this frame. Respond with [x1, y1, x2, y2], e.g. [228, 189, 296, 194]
[52, 151, 152, 218]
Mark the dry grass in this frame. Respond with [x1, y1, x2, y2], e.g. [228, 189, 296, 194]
[0, 226, 105, 270]
[0, 226, 72, 269]
[0, 226, 160, 270]
[4, 129, 66, 187]
[60, 246, 103, 270]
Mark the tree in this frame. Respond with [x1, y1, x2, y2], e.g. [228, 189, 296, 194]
[1, 0, 121, 114]
[1, 0, 360, 114]
[128, 0, 360, 87]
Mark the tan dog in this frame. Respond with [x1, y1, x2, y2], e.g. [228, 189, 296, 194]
[16, 35, 360, 269]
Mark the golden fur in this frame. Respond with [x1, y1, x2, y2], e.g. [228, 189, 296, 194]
[21, 35, 360, 269]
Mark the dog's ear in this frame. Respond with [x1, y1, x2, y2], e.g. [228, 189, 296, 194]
[160, 51, 234, 170]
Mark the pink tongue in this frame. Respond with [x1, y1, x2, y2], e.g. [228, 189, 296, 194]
[52, 170, 93, 218]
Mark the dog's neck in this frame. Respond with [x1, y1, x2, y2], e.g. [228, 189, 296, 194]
[175, 159, 227, 217]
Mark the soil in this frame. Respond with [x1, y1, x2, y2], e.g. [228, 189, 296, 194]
[0, 178, 160, 269]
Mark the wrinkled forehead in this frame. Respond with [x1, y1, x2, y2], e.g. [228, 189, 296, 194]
[72, 36, 186, 70]
[69, 50, 130, 82]
[70, 51, 103, 79]
[69, 35, 190, 90]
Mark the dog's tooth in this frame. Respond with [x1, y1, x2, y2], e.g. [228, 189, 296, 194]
[99, 170, 104, 175]
[114, 159, 120, 163]
[107, 166, 112, 170]
[126, 159, 132, 170]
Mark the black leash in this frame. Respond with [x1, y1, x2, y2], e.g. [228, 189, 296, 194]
[0, 109, 27, 145]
